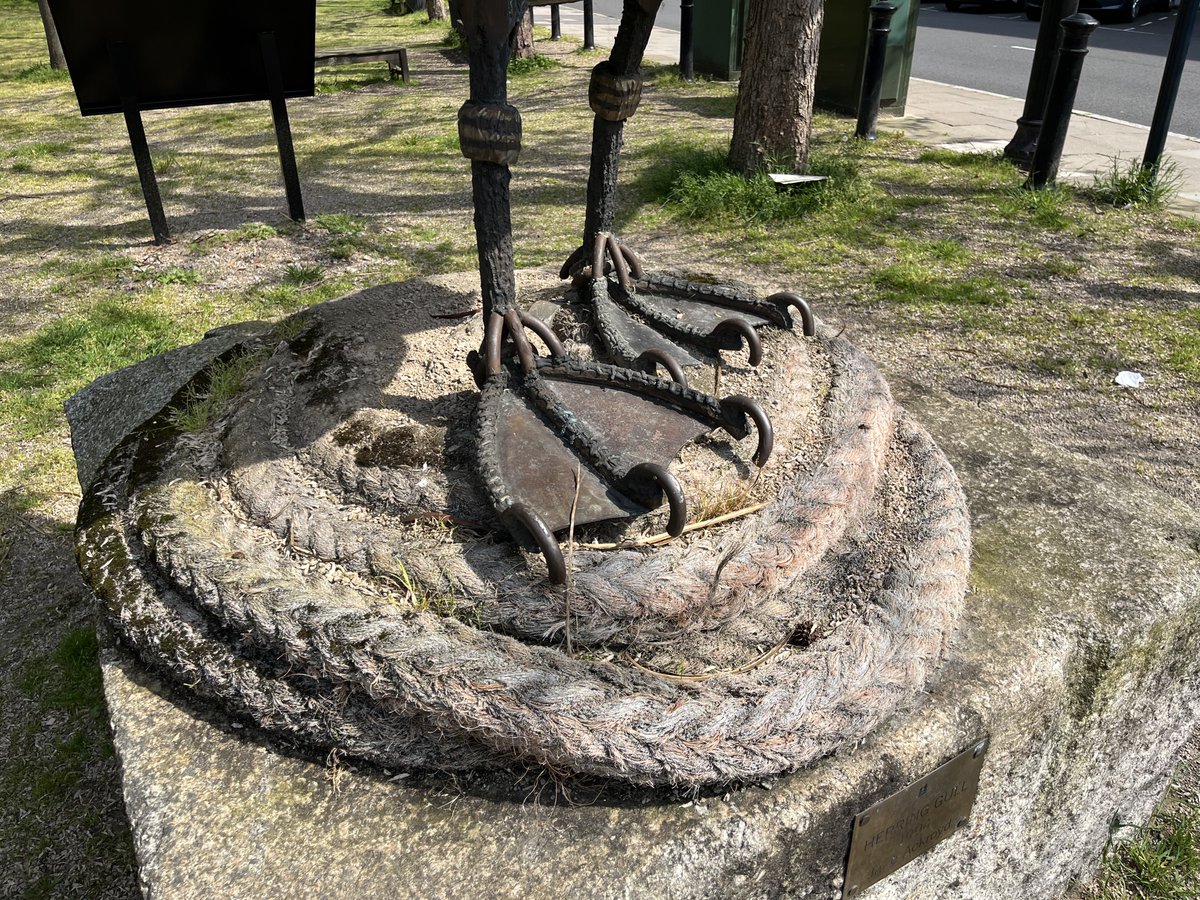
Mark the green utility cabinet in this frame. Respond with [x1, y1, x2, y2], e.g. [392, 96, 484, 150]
[693, 0, 748, 81]
[815, 0, 921, 116]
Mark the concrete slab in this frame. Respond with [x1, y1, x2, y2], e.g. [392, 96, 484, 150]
[96, 374, 1200, 899]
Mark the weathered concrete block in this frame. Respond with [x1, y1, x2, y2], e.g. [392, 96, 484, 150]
[87, 372, 1200, 899]
[65, 320, 268, 491]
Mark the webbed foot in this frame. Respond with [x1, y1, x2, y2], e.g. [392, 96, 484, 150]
[564, 232, 817, 373]
[470, 309, 772, 583]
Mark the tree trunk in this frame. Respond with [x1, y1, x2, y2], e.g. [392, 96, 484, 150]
[427, 0, 448, 22]
[511, 8, 534, 59]
[37, 0, 67, 70]
[728, 0, 825, 176]
[447, 0, 467, 39]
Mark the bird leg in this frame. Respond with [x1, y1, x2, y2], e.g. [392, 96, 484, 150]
[560, 0, 662, 291]
[556, 0, 814, 376]
[457, 0, 532, 366]
[457, 1, 776, 584]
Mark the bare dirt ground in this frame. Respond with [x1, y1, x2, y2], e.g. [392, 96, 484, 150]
[1, 2, 1197, 897]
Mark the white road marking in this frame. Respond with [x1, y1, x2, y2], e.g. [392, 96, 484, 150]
[1011, 45, 1036, 51]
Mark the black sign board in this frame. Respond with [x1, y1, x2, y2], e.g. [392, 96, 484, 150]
[44, 0, 315, 243]
[46, 0, 316, 116]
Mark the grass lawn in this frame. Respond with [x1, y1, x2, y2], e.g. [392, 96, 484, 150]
[0, 0, 1197, 896]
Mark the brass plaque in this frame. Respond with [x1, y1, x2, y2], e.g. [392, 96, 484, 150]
[843, 737, 989, 898]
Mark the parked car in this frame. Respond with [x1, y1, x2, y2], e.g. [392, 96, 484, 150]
[1024, 0, 1179, 22]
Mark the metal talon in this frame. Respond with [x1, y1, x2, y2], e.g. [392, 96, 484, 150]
[564, 235, 645, 287]
[607, 233, 633, 291]
[626, 462, 687, 536]
[504, 308, 537, 373]
[766, 291, 816, 337]
[710, 317, 763, 366]
[560, 244, 588, 280]
[483, 311, 505, 376]
[720, 395, 774, 467]
[636, 349, 688, 387]
[505, 503, 567, 584]
[519, 311, 566, 358]
[591, 231, 609, 283]
[619, 241, 644, 279]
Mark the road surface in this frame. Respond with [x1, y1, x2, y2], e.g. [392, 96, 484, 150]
[914, 3, 1199, 136]
[584, 0, 1199, 136]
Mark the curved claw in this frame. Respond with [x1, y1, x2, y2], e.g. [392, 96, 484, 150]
[560, 244, 588, 281]
[519, 311, 566, 358]
[473, 310, 553, 383]
[591, 231, 608, 283]
[483, 311, 505, 377]
[505, 503, 567, 584]
[719, 395, 774, 467]
[710, 317, 763, 367]
[618, 241, 644, 280]
[607, 233, 633, 292]
[504, 308, 537, 373]
[625, 462, 687, 536]
[567, 233, 644, 291]
[766, 291, 816, 337]
[635, 349, 688, 387]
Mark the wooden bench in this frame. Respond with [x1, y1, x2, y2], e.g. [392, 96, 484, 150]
[314, 47, 410, 82]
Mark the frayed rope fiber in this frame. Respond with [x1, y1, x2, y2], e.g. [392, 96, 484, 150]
[76, 294, 970, 787]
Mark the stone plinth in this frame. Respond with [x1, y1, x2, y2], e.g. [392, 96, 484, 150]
[73, 311, 1200, 900]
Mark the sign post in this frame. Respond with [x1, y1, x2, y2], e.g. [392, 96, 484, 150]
[46, 0, 316, 242]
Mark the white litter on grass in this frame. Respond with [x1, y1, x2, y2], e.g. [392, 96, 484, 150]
[1114, 371, 1145, 389]
[768, 173, 828, 188]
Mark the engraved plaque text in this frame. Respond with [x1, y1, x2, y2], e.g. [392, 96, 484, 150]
[843, 736, 989, 898]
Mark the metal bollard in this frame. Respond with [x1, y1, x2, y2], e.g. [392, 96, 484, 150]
[680, 0, 695, 82]
[1028, 13, 1097, 190]
[583, 0, 596, 50]
[855, 2, 897, 141]
[1004, 0, 1080, 164]
[551, 3, 561, 40]
[1144, 0, 1199, 173]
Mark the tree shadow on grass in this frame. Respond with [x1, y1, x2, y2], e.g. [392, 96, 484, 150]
[652, 93, 737, 120]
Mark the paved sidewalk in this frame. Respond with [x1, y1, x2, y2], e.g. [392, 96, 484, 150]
[904, 79, 1200, 217]
[546, 3, 1200, 218]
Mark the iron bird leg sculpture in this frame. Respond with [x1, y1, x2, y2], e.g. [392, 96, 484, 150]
[457, 1, 773, 583]
[559, 0, 816, 377]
